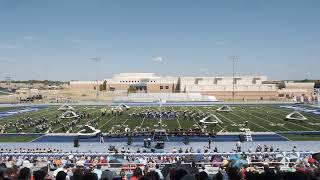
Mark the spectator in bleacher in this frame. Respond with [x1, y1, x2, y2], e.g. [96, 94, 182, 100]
[101, 169, 116, 180]
[190, 162, 199, 175]
[93, 164, 103, 179]
[143, 165, 149, 175]
[82, 172, 98, 180]
[154, 164, 163, 180]
[17, 167, 31, 180]
[226, 167, 241, 180]
[174, 168, 188, 180]
[33, 170, 47, 180]
[214, 171, 223, 180]
[131, 167, 143, 180]
[196, 171, 208, 180]
[56, 171, 67, 180]
[71, 167, 84, 180]
[143, 171, 160, 180]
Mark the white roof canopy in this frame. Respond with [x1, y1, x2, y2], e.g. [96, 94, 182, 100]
[285, 111, 307, 121]
[58, 104, 74, 111]
[217, 105, 232, 112]
[61, 111, 79, 119]
[199, 114, 223, 125]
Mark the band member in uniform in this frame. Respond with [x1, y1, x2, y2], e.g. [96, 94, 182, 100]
[143, 138, 147, 148]
[127, 135, 132, 145]
[99, 133, 105, 143]
[245, 121, 249, 128]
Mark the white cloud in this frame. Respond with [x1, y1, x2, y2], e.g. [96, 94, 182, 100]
[152, 57, 164, 63]
[0, 44, 17, 49]
[200, 68, 208, 72]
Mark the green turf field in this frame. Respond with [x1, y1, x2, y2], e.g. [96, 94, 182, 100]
[0, 135, 40, 142]
[0, 106, 21, 112]
[280, 133, 320, 141]
[0, 105, 319, 134]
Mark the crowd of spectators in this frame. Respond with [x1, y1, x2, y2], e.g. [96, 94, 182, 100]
[1, 144, 319, 180]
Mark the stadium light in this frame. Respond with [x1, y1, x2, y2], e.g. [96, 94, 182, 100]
[90, 57, 102, 102]
[229, 56, 239, 104]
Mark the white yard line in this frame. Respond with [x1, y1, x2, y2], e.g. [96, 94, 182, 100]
[242, 108, 293, 132]
[170, 106, 182, 129]
[30, 134, 46, 142]
[187, 106, 201, 127]
[262, 106, 317, 131]
[253, 106, 312, 132]
[234, 110, 285, 132]
[270, 106, 319, 121]
[139, 117, 146, 128]
[8, 108, 60, 133]
[121, 107, 139, 126]
[176, 117, 182, 129]
[100, 116, 117, 130]
[276, 133, 291, 141]
[218, 112, 272, 132]
[121, 118, 129, 126]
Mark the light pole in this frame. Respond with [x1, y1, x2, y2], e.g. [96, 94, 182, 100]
[90, 57, 102, 102]
[5, 76, 11, 90]
[229, 56, 239, 104]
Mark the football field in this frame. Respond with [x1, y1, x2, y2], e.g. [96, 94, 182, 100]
[0, 104, 320, 141]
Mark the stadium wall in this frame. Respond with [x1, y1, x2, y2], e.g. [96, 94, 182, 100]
[201, 91, 278, 101]
[68, 73, 315, 101]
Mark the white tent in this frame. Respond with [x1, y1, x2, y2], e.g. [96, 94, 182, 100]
[199, 114, 223, 125]
[58, 104, 74, 111]
[285, 111, 307, 121]
[61, 111, 79, 119]
[113, 103, 130, 111]
[118, 103, 130, 110]
[77, 125, 101, 137]
[217, 105, 232, 112]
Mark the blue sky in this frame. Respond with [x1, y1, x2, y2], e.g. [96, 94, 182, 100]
[0, 0, 319, 81]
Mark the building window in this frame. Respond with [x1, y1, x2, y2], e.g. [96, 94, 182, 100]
[165, 86, 169, 89]
[160, 86, 163, 90]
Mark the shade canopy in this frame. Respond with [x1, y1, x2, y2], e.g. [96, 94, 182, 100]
[199, 114, 223, 125]
[58, 104, 74, 111]
[285, 111, 307, 121]
[217, 105, 232, 112]
[61, 111, 79, 119]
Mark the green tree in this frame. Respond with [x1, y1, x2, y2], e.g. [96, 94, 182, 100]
[102, 80, 107, 90]
[99, 84, 104, 91]
[127, 85, 137, 93]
